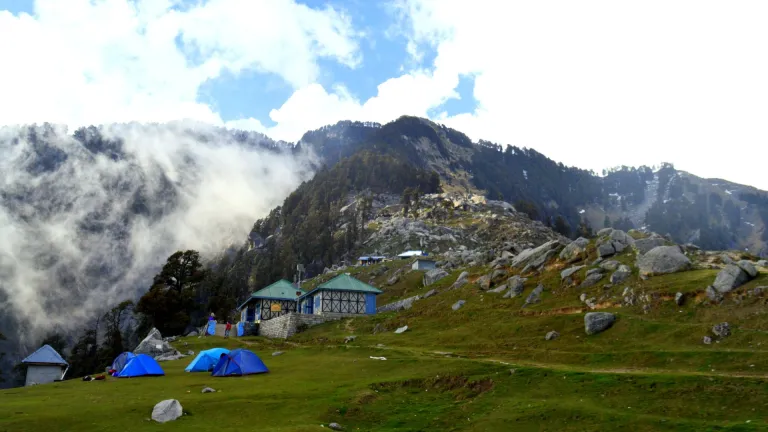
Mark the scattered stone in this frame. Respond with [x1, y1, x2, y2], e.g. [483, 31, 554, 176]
[702, 336, 712, 345]
[561, 266, 585, 281]
[757, 260, 768, 267]
[580, 272, 604, 288]
[186, 350, 194, 356]
[491, 269, 507, 280]
[378, 295, 421, 313]
[636, 246, 691, 276]
[135, 328, 182, 360]
[736, 260, 758, 278]
[488, 284, 507, 293]
[344, 336, 357, 344]
[394, 326, 409, 334]
[597, 242, 616, 258]
[511, 240, 565, 269]
[422, 289, 438, 299]
[386, 275, 400, 286]
[599, 260, 620, 271]
[559, 237, 590, 263]
[610, 265, 632, 284]
[151, 399, 183, 423]
[586, 268, 603, 277]
[423, 268, 449, 286]
[272, 351, 284, 356]
[504, 276, 527, 298]
[609, 230, 635, 248]
[579, 293, 587, 303]
[713, 264, 752, 293]
[712, 322, 731, 338]
[202, 387, 216, 393]
[476, 274, 492, 290]
[675, 292, 685, 306]
[705, 286, 723, 302]
[329, 422, 344, 431]
[634, 237, 666, 255]
[545, 331, 560, 341]
[721, 254, 734, 265]
[522, 284, 544, 307]
[451, 271, 470, 289]
[585, 312, 616, 335]
[452, 300, 466, 311]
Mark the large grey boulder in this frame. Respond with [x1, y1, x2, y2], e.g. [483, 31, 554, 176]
[545, 331, 560, 341]
[423, 269, 449, 286]
[757, 260, 768, 267]
[712, 264, 751, 293]
[634, 237, 666, 255]
[559, 237, 590, 263]
[610, 265, 632, 284]
[599, 260, 620, 271]
[580, 272, 604, 288]
[636, 246, 691, 276]
[585, 312, 616, 335]
[511, 240, 564, 269]
[476, 274, 492, 290]
[737, 260, 758, 278]
[451, 271, 469, 289]
[135, 328, 182, 359]
[503, 275, 527, 298]
[610, 230, 635, 248]
[561, 265, 585, 281]
[152, 399, 183, 423]
[597, 242, 616, 258]
[705, 285, 723, 302]
[522, 284, 544, 307]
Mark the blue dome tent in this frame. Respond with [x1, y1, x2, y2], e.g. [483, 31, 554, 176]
[116, 354, 165, 378]
[211, 349, 268, 377]
[185, 348, 230, 372]
[110, 352, 136, 376]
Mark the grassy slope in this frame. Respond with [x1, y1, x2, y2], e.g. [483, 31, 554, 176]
[3, 245, 768, 431]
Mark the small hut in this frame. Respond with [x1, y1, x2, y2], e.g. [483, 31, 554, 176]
[238, 279, 305, 322]
[298, 274, 382, 315]
[412, 258, 436, 271]
[21, 344, 68, 386]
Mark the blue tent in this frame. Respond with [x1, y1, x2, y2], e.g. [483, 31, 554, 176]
[111, 352, 136, 376]
[116, 354, 165, 378]
[211, 349, 268, 377]
[207, 320, 216, 336]
[185, 348, 230, 372]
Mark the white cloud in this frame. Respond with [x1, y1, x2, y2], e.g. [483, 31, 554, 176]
[0, 0, 360, 128]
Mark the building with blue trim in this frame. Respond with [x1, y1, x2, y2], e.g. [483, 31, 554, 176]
[238, 279, 305, 322]
[298, 274, 382, 315]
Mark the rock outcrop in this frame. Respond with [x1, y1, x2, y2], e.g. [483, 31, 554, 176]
[634, 237, 666, 255]
[511, 240, 564, 269]
[610, 265, 632, 284]
[559, 237, 590, 263]
[423, 268, 449, 286]
[712, 262, 756, 293]
[152, 399, 183, 423]
[134, 328, 182, 360]
[584, 312, 616, 335]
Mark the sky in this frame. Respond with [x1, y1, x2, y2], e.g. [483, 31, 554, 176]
[1, 0, 767, 189]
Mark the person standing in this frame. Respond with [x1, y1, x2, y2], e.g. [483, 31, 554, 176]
[224, 321, 232, 338]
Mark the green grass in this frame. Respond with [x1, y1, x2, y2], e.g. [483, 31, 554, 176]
[4, 245, 768, 431]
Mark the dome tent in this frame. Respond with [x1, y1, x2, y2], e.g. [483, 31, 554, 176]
[116, 354, 164, 378]
[110, 352, 136, 376]
[185, 348, 230, 372]
[211, 349, 268, 377]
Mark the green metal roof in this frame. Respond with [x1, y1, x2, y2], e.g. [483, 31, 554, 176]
[250, 279, 305, 300]
[316, 274, 383, 294]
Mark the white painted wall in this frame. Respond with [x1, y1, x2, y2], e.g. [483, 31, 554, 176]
[25, 365, 64, 386]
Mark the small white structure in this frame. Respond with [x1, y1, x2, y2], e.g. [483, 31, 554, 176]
[412, 258, 437, 271]
[21, 344, 68, 386]
[398, 250, 426, 259]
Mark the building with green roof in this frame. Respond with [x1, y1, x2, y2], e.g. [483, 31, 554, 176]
[238, 279, 305, 322]
[298, 273, 382, 315]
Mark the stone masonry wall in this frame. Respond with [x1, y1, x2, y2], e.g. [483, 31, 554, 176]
[258, 312, 360, 339]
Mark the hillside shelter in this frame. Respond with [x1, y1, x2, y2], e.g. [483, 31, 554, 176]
[116, 354, 165, 378]
[398, 250, 427, 259]
[412, 258, 437, 271]
[21, 344, 68, 386]
[238, 279, 305, 322]
[186, 348, 230, 372]
[110, 352, 136, 376]
[211, 349, 269, 377]
[298, 273, 382, 315]
[358, 255, 386, 266]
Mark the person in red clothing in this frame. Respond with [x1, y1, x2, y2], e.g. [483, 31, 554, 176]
[224, 321, 232, 338]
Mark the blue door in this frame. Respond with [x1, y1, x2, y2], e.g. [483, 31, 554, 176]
[365, 293, 377, 314]
[304, 298, 313, 314]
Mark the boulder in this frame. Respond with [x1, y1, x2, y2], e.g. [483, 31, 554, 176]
[545, 330, 560, 341]
[610, 265, 632, 284]
[712, 264, 751, 293]
[503, 276, 526, 298]
[491, 269, 507, 280]
[702, 336, 712, 345]
[344, 336, 357, 344]
[476, 274, 492, 290]
[584, 312, 616, 335]
[736, 260, 758, 278]
[757, 260, 768, 267]
[134, 328, 182, 360]
[423, 269, 449, 286]
[675, 292, 685, 306]
[609, 230, 635, 248]
[202, 387, 216, 393]
[560, 266, 585, 281]
[522, 284, 544, 307]
[422, 289, 438, 299]
[597, 242, 616, 258]
[488, 284, 507, 293]
[721, 254, 734, 265]
[586, 268, 603, 277]
[712, 322, 731, 338]
[580, 272, 604, 288]
[599, 260, 620, 271]
[634, 238, 666, 255]
[705, 286, 723, 302]
[451, 271, 470, 289]
[559, 237, 590, 263]
[386, 275, 400, 286]
[510, 240, 564, 269]
[151, 399, 183, 423]
[636, 246, 691, 276]
[452, 300, 466, 311]
[394, 326, 408, 334]
[377, 295, 420, 313]
[329, 423, 344, 431]
[597, 228, 613, 236]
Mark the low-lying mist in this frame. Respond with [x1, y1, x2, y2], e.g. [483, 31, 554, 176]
[0, 122, 314, 356]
